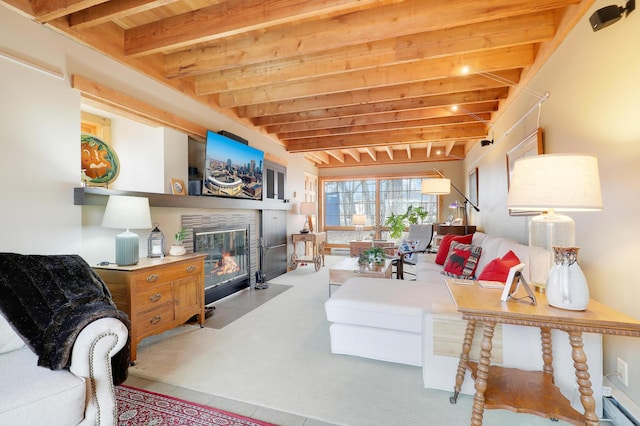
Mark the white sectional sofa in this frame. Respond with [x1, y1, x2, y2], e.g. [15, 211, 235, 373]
[324, 231, 603, 415]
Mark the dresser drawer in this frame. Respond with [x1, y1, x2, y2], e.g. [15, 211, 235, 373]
[137, 303, 174, 337]
[136, 282, 173, 312]
[133, 261, 202, 286]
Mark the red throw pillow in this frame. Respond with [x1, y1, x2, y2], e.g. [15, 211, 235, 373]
[442, 242, 483, 279]
[435, 234, 473, 265]
[477, 250, 521, 281]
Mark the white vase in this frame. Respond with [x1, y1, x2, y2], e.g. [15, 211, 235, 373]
[545, 247, 589, 311]
[169, 244, 186, 256]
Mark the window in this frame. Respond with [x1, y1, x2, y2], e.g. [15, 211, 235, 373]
[321, 174, 439, 245]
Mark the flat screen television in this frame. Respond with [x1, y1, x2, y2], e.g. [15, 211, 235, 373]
[203, 130, 263, 200]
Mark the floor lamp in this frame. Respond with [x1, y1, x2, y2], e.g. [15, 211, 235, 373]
[421, 170, 479, 234]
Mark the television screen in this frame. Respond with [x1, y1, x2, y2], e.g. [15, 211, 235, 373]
[203, 130, 263, 200]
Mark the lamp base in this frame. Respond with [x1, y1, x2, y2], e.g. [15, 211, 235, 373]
[115, 230, 140, 266]
[528, 211, 575, 290]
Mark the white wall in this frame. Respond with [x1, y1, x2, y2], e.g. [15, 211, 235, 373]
[0, 6, 310, 265]
[465, 0, 640, 407]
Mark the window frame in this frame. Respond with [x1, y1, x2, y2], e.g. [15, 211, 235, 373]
[319, 171, 442, 245]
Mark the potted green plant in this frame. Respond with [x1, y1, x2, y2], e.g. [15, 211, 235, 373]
[384, 206, 429, 239]
[358, 246, 385, 266]
[169, 227, 188, 256]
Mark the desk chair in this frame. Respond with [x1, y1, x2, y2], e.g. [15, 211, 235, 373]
[393, 224, 434, 279]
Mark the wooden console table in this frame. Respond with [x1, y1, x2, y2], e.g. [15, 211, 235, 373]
[291, 232, 326, 271]
[445, 279, 640, 426]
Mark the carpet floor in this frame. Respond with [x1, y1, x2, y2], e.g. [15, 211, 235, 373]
[129, 255, 571, 426]
[116, 384, 275, 425]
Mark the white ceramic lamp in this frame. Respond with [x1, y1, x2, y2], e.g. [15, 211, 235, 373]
[507, 154, 602, 309]
[102, 195, 152, 266]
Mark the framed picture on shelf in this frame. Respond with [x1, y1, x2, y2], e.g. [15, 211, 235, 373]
[171, 178, 186, 195]
[506, 128, 544, 216]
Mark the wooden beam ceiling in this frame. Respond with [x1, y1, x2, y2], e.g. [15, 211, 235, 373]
[4, 0, 595, 168]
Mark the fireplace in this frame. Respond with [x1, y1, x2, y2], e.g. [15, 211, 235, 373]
[193, 225, 250, 304]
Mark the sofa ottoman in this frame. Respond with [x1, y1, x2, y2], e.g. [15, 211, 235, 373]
[324, 277, 454, 366]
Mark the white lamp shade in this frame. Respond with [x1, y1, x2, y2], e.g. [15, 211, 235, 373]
[102, 195, 152, 230]
[299, 202, 317, 216]
[421, 178, 451, 195]
[507, 154, 603, 211]
[352, 214, 367, 225]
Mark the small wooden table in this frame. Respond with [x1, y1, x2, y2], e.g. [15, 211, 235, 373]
[328, 257, 393, 295]
[291, 232, 326, 271]
[445, 279, 640, 425]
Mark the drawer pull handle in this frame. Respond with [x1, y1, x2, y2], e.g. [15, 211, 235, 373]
[186, 265, 196, 272]
[149, 293, 162, 303]
[146, 274, 159, 282]
[150, 315, 162, 325]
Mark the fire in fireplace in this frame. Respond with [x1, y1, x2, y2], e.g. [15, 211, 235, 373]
[193, 226, 250, 304]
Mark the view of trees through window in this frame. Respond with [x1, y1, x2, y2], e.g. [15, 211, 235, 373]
[322, 176, 438, 244]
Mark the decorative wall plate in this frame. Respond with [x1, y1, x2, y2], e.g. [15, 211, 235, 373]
[81, 133, 120, 186]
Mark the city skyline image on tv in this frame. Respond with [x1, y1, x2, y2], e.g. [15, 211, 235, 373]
[203, 130, 263, 200]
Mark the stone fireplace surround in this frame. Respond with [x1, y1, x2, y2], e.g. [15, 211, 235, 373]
[181, 213, 258, 301]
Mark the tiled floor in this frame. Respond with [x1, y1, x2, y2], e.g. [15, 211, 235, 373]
[124, 284, 334, 426]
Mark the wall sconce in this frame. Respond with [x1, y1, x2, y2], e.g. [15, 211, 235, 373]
[589, 0, 635, 31]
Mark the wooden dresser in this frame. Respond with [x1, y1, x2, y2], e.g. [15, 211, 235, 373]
[93, 254, 206, 362]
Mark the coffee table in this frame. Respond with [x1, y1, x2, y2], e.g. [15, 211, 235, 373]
[328, 257, 393, 296]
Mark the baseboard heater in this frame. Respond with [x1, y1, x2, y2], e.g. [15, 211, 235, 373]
[331, 247, 350, 255]
[603, 397, 638, 425]
[602, 378, 640, 425]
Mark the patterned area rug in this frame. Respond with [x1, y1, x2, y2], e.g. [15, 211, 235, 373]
[115, 385, 275, 425]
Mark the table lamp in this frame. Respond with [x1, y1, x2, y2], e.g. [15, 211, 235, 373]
[506, 154, 603, 298]
[352, 214, 367, 241]
[101, 195, 152, 265]
[299, 202, 317, 233]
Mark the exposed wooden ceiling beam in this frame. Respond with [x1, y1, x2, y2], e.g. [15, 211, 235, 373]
[124, 0, 396, 57]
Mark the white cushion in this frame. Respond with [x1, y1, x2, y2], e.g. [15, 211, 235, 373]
[325, 278, 452, 333]
[0, 313, 25, 354]
[329, 323, 423, 366]
[0, 348, 85, 426]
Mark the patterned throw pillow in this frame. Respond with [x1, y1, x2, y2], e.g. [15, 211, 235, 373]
[442, 242, 483, 279]
[435, 234, 473, 265]
[397, 239, 419, 263]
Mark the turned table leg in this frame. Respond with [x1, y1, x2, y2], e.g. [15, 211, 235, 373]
[471, 321, 496, 426]
[451, 319, 477, 404]
[568, 331, 598, 426]
[540, 326, 554, 377]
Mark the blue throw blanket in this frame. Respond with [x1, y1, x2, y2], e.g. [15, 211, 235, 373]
[0, 253, 130, 385]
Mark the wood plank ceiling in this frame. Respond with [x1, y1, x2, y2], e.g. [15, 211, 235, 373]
[3, 0, 594, 167]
